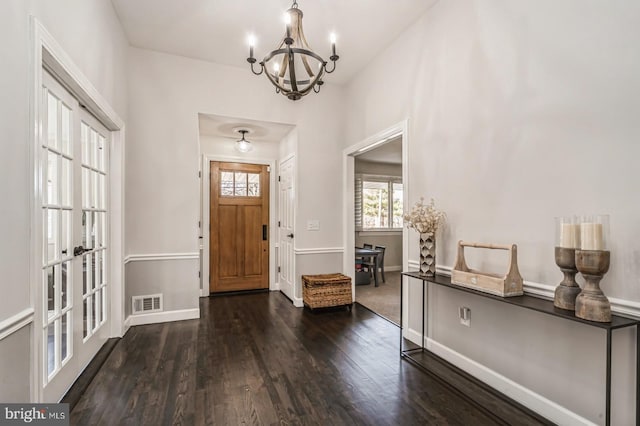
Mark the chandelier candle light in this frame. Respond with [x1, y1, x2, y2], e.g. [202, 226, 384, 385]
[246, 0, 339, 100]
[404, 198, 446, 277]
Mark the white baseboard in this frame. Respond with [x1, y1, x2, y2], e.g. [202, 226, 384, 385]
[126, 308, 200, 327]
[384, 265, 402, 272]
[293, 296, 303, 308]
[425, 338, 595, 426]
[403, 327, 423, 347]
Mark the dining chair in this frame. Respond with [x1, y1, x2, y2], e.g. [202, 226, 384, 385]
[374, 245, 386, 282]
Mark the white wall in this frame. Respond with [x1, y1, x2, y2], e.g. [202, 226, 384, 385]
[344, 1, 640, 424]
[126, 48, 345, 313]
[0, 0, 128, 401]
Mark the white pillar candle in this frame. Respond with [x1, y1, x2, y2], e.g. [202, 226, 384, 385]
[581, 222, 604, 250]
[559, 223, 580, 249]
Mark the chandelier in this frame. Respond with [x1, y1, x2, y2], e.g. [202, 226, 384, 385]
[246, 0, 339, 101]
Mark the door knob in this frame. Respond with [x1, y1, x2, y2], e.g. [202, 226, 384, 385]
[287, 233, 294, 238]
[74, 246, 89, 256]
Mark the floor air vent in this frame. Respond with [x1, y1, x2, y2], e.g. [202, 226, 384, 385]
[132, 294, 163, 314]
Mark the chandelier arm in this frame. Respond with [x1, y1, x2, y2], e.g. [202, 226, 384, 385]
[249, 61, 264, 76]
[324, 60, 337, 74]
[313, 84, 321, 94]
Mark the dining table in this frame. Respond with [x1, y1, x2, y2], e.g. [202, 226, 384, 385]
[355, 247, 382, 287]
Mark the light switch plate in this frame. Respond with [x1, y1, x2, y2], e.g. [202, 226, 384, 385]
[307, 220, 320, 231]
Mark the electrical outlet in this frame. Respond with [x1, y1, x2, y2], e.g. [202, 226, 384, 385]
[459, 306, 471, 327]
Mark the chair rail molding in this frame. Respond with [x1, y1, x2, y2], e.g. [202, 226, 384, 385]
[0, 308, 35, 341]
[294, 247, 344, 255]
[124, 253, 200, 264]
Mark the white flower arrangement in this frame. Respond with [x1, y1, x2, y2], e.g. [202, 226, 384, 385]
[403, 197, 446, 236]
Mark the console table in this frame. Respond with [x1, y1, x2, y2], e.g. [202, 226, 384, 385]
[400, 271, 640, 426]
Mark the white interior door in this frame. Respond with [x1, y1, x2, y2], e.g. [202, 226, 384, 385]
[41, 71, 110, 401]
[278, 156, 295, 301]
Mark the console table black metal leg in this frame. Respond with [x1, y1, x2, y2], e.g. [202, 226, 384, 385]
[400, 274, 404, 355]
[422, 279, 425, 349]
[637, 325, 639, 426]
[606, 329, 612, 426]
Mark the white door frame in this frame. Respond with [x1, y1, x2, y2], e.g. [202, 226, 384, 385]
[29, 18, 125, 402]
[342, 120, 409, 325]
[200, 154, 278, 297]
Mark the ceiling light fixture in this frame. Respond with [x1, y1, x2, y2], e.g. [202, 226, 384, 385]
[246, 0, 339, 101]
[235, 129, 253, 153]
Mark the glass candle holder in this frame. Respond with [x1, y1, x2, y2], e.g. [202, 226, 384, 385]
[555, 216, 580, 249]
[580, 215, 609, 251]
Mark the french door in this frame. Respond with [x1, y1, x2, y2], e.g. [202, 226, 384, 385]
[41, 71, 110, 401]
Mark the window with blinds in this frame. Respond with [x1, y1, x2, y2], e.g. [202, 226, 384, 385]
[355, 174, 403, 231]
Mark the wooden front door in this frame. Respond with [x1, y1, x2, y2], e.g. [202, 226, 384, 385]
[210, 162, 269, 293]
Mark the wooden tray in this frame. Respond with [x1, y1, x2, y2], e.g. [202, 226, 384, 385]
[451, 241, 523, 297]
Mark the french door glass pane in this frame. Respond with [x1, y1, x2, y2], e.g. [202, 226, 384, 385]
[90, 129, 98, 168]
[47, 322, 56, 376]
[47, 152, 58, 205]
[60, 104, 71, 155]
[61, 158, 71, 207]
[47, 209, 59, 263]
[100, 289, 105, 324]
[61, 210, 71, 258]
[92, 252, 100, 290]
[99, 251, 105, 285]
[46, 266, 55, 319]
[81, 123, 89, 164]
[82, 255, 88, 295]
[91, 171, 98, 209]
[61, 312, 69, 362]
[83, 298, 89, 338]
[97, 135, 105, 171]
[61, 262, 68, 310]
[47, 93, 58, 149]
[93, 290, 100, 331]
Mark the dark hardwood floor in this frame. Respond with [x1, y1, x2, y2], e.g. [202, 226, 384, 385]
[71, 292, 553, 425]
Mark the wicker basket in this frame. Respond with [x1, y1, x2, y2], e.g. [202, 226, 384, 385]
[302, 273, 352, 309]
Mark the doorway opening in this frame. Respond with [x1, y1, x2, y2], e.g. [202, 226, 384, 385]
[343, 121, 408, 326]
[353, 137, 403, 324]
[197, 114, 296, 298]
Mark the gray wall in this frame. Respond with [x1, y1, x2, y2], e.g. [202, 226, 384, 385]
[0, 0, 128, 401]
[0, 326, 31, 402]
[344, 1, 640, 423]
